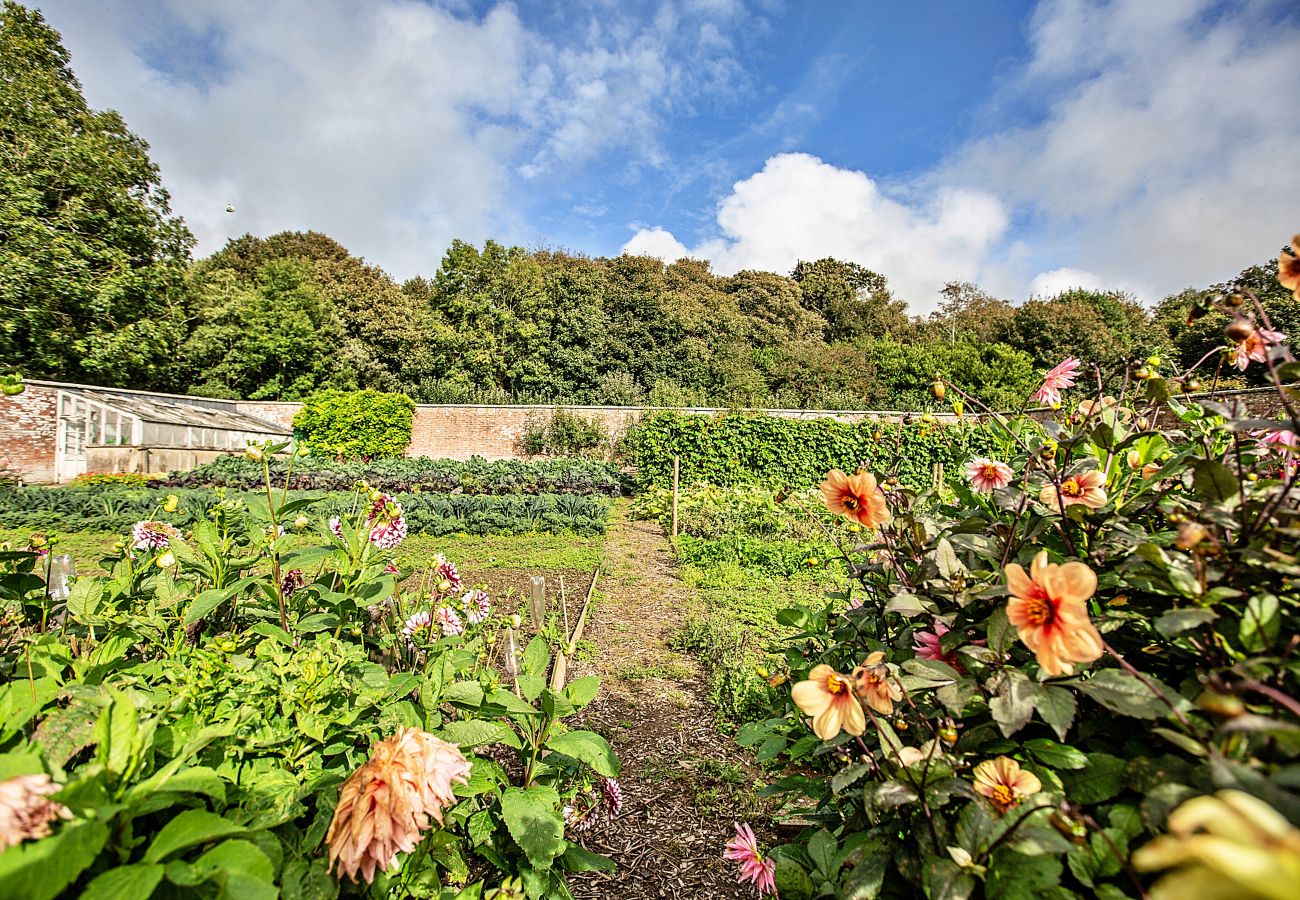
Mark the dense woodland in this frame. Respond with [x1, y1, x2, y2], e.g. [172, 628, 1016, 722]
[2, 3, 1296, 411]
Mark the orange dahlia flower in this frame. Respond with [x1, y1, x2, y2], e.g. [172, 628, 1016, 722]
[973, 756, 1041, 814]
[820, 469, 890, 528]
[791, 664, 866, 739]
[852, 651, 902, 715]
[1004, 551, 1103, 676]
[1039, 469, 1107, 512]
[327, 727, 471, 883]
[1279, 235, 1300, 301]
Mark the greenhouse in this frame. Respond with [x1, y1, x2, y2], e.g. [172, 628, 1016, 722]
[55, 386, 290, 481]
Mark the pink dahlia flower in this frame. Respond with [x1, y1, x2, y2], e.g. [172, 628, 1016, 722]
[433, 556, 462, 595]
[1233, 327, 1286, 371]
[724, 822, 777, 897]
[329, 516, 344, 540]
[1032, 358, 1082, 407]
[369, 516, 408, 550]
[401, 610, 433, 638]
[1260, 428, 1298, 452]
[461, 589, 491, 624]
[131, 520, 175, 551]
[435, 606, 464, 637]
[964, 458, 1013, 493]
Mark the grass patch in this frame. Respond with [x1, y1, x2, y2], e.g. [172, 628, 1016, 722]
[0, 528, 119, 575]
[395, 532, 604, 571]
[612, 658, 694, 682]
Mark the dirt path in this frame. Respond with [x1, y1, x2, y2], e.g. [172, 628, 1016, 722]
[568, 505, 765, 899]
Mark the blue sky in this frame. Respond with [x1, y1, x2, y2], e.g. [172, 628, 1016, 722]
[35, 0, 1300, 312]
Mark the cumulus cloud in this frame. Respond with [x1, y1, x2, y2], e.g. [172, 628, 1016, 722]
[627, 0, 1300, 310]
[623, 153, 1009, 309]
[947, 0, 1300, 300]
[35, 0, 752, 277]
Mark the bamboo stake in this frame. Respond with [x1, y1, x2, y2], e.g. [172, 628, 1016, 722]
[549, 567, 599, 691]
[671, 455, 680, 538]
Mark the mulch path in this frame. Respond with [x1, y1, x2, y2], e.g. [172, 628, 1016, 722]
[567, 509, 770, 899]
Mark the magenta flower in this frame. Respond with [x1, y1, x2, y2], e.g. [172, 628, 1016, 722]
[131, 520, 175, 551]
[433, 555, 462, 594]
[329, 516, 344, 540]
[724, 822, 778, 897]
[1032, 357, 1082, 407]
[1260, 428, 1298, 452]
[461, 589, 491, 624]
[964, 458, 1013, 493]
[369, 516, 408, 550]
[914, 621, 952, 662]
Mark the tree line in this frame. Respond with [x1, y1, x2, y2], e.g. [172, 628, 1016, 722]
[2, 2, 1295, 411]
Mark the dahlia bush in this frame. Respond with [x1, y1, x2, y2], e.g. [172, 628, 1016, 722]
[734, 274, 1300, 898]
[0, 439, 618, 899]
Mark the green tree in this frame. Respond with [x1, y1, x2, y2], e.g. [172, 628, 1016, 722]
[0, 2, 193, 386]
[791, 258, 910, 342]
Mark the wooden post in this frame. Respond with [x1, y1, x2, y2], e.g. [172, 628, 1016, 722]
[671, 455, 680, 538]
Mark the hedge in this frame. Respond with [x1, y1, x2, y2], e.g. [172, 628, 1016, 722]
[0, 487, 611, 537]
[159, 455, 625, 497]
[293, 389, 415, 459]
[624, 410, 999, 492]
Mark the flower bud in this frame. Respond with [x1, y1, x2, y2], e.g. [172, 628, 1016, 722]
[244, 445, 264, 462]
[511, 614, 522, 629]
[163, 494, 179, 513]
[294, 515, 310, 530]
[1174, 521, 1208, 550]
[1224, 319, 1254, 342]
[156, 551, 176, 568]
[930, 381, 946, 400]
[1146, 355, 1162, 366]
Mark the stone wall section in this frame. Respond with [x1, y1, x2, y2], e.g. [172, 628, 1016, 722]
[0, 383, 58, 483]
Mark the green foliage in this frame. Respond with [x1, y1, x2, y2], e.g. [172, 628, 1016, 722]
[0, 450, 618, 897]
[625, 410, 998, 492]
[161, 454, 625, 496]
[729, 370, 1300, 897]
[0, 486, 612, 537]
[293, 389, 415, 459]
[68, 472, 149, 488]
[519, 409, 610, 459]
[0, 2, 193, 387]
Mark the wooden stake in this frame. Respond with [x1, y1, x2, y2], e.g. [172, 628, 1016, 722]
[549, 567, 599, 691]
[671, 455, 680, 538]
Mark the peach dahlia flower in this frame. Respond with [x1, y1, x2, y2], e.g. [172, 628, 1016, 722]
[1004, 551, 1104, 676]
[1039, 469, 1107, 512]
[327, 728, 471, 883]
[0, 774, 70, 849]
[792, 664, 866, 739]
[973, 757, 1041, 814]
[853, 651, 902, 715]
[964, 458, 1013, 493]
[1279, 235, 1300, 301]
[820, 469, 890, 529]
[1232, 326, 1286, 371]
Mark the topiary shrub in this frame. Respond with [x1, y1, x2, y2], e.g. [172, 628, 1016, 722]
[293, 389, 414, 459]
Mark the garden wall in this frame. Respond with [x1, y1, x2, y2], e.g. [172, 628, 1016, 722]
[0, 382, 58, 483]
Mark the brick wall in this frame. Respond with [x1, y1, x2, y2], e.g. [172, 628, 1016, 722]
[0, 383, 58, 483]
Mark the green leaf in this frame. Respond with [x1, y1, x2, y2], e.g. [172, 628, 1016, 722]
[439, 719, 506, 748]
[986, 849, 1062, 899]
[544, 730, 620, 777]
[1060, 753, 1127, 804]
[523, 635, 550, 677]
[773, 856, 816, 900]
[1239, 594, 1281, 653]
[1024, 738, 1087, 770]
[1191, 459, 1238, 502]
[1155, 608, 1217, 638]
[564, 675, 600, 710]
[1074, 669, 1179, 719]
[1027, 683, 1077, 741]
[500, 786, 565, 870]
[81, 864, 165, 900]
[840, 852, 888, 900]
[442, 681, 485, 708]
[986, 607, 1014, 655]
[990, 670, 1035, 737]
[560, 843, 615, 873]
[145, 810, 246, 863]
[0, 820, 109, 900]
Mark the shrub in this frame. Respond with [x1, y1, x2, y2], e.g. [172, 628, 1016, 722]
[160, 454, 626, 496]
[69, 471, 149, 487]
[624, 410, 998, 492]
[724, 311, 1300, 897]
[293, 388, 415, 459]
[519, 408, 609, 459]
[0, 448, 619, 896]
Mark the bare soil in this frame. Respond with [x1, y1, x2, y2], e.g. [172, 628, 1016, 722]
[567, 508, 769, 899]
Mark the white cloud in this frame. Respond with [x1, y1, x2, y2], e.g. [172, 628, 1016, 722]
[622, 226, 691, 261]
[34, 0, 752, 277]
[626, 0, 1300, 310]
[1029, 268, 1107, 297]
[624, 153, 1008, 311]
[946, 0, 1300, 300]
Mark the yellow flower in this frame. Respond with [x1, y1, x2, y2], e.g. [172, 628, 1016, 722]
[972, 757, 1041, 814]
[1004, 551, 1103, 676]
[791, 664, 866, 740]
[1133, 790, 1300, 900]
